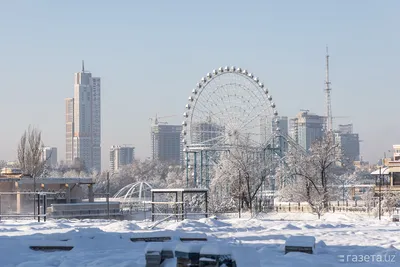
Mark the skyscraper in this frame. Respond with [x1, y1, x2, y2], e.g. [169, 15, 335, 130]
[289, 111, 324, 151]
[109, 145, 135, 173]
[65, 61, 101, 172]
[151, 124, 182, 165]
[334, 124, 360, 163]
[41, 147, 58, 168]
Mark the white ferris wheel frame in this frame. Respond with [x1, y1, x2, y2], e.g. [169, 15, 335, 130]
[181, 66, 280, 152]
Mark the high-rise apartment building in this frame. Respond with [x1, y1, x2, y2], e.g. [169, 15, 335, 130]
[289, 111, 324, 151]
[41, 147, 58, 168]
[151, 124, 182, 165]
[109, 145, 135, 173]
[65, 62, 101, 172]
[334, 124, 360, 163]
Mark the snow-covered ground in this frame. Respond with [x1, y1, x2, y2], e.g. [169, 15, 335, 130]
[0, 212, 399, 266]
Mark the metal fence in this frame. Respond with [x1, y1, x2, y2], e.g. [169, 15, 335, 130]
[0, 192, 52, 222]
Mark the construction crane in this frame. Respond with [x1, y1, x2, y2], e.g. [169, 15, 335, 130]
[149, 114, 178, 125]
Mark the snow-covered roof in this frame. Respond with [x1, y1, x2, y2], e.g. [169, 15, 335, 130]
[371, 167, 391, 175]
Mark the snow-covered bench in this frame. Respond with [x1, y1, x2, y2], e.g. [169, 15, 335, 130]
[179, 232, 208, 242]
[130, 230, 172, 242]
[145, 243, 163, 267]
[175, 243, 203, 266]
[284, 236, 316, 254]
[145, 242, 177, 267]
[29, 240, 74, 252]
[199, 243, 232, 267]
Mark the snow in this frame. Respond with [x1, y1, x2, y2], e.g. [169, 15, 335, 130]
[0, 212, 398, 266]
[200, 243, 231, 255]
[145, 242, 163, 252]
[231, 246, 261, 266]
[175, 243, 203, 254]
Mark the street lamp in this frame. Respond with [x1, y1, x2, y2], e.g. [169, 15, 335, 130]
[378, 166, 382, 220]
[106, 171, 110, 220]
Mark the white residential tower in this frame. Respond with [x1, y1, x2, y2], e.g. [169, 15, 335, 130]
[65, 61, 101, 172]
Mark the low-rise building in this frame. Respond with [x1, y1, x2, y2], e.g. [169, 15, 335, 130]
[370, 145, 400, 193]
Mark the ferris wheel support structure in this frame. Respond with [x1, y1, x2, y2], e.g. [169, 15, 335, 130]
[182, 66, 282, 188]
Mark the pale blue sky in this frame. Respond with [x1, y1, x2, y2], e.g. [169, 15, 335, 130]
[0, 0, 399, 169]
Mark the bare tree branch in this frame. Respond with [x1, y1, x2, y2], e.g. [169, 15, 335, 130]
[17, 125, 46, 178]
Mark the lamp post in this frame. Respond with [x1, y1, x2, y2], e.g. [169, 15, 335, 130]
[33, 169, 36, 219]
[379, 166, 382, 220]
[106, 171, 110, 220]
[342, 179, 346, 206]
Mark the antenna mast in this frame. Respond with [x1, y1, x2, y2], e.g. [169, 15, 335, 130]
[325, 46, 333, 132]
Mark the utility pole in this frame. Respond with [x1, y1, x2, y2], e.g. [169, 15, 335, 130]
[325, 46, 333, 133]
[107, 172, 110, 220]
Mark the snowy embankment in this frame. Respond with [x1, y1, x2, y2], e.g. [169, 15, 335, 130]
[0, 212, 398, 266]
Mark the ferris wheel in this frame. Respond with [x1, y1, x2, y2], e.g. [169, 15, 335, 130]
[182, 66, 279, 151]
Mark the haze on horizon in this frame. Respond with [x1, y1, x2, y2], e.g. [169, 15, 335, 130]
[0, 0, 399, 170]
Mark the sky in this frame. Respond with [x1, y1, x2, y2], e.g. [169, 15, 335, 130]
[0, 0, 399, 170]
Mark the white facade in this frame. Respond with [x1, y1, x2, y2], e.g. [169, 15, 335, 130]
[65, 62, 101, 172]
[109, 145, 135, 173]
[65, 98, 74, 165]
[41, 147, 58, 168]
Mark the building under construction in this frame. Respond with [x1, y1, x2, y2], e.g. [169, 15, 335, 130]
[150, 116, 182, 165]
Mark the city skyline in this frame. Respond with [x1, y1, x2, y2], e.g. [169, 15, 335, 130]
[0, 1, 399, 168]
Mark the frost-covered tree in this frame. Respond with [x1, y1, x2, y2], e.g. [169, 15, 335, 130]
[382, 191, 400, 216]
[211, 137, 274, 214]
[281, 133, 341, 218]
[93, 160, 171, 195]
[0, 160, 6, 169]
[360, 187, 375, 214]
[165, 166, 186, 188]
[334, 172, 357, 204]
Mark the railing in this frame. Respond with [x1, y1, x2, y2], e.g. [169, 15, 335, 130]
[50, 209, 122, 218]
[0, 192, 51, 222]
